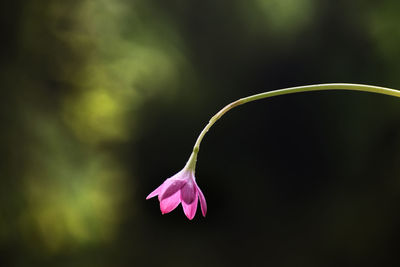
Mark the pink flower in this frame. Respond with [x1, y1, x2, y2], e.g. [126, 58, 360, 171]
[146, 168, 207, 220]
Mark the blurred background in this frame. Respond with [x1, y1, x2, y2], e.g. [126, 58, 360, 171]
[1, 0, 400, 266]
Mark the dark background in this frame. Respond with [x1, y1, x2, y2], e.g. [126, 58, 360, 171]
[1, 0, 400, 266]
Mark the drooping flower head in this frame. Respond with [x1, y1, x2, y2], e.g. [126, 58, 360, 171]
[146, 83, 400, 221]
[146, 167, 207, 220]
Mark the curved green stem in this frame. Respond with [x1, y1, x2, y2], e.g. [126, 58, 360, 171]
[185, 83, 400, 171]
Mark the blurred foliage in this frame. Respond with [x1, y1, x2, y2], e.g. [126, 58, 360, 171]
[2, 0, 190, 258]
[239, 0, 315, 37]
[1, 0, 400, 266]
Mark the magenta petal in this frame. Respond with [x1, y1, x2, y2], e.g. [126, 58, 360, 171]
[181, 180, 196, 204]
[197, 189, 207, 217]
[160, 190, 181, 214]
[156, 179, 174, 201]
[182, 193, 198, 220]
[146, 184, 163, 200]
[160, 180, 186, 200]
[196, 183, 207, 217]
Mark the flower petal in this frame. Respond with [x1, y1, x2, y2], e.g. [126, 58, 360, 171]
[156, 178, 174, 201]
[181, 180, 196, 204]
[195, 182, 207, 217]
[194, 180, 207, 217]
[146, 184, 163, 200]
[182, 192, 198, 220]
[160, 190, 181, 214]
[160, 180, 186, 201]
